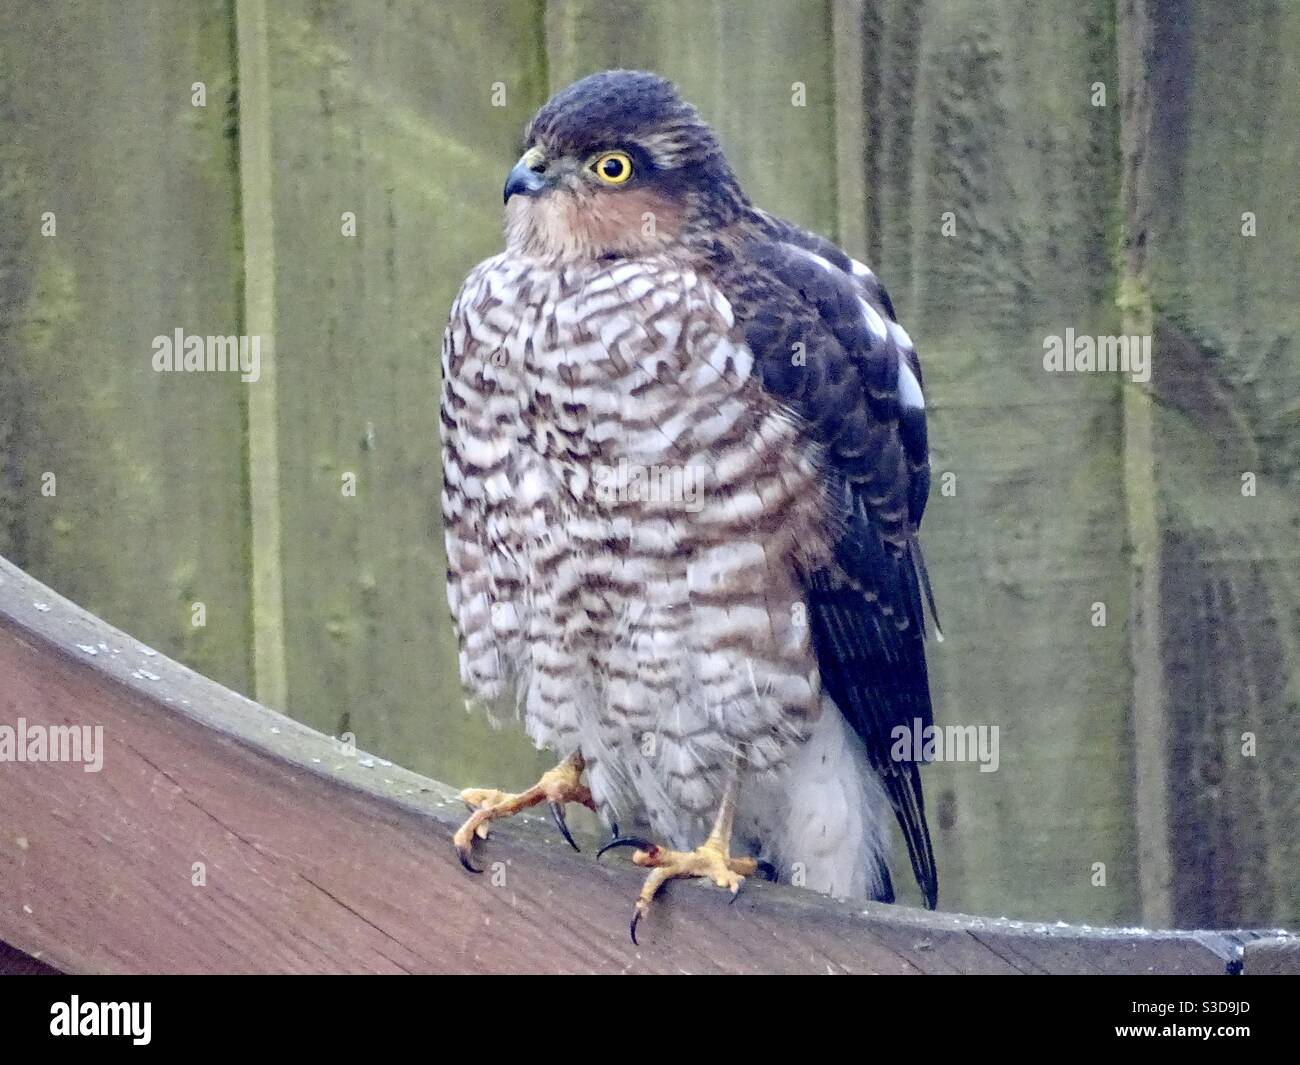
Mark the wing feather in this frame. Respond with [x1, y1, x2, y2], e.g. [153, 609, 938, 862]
[715, 223, 940, 907]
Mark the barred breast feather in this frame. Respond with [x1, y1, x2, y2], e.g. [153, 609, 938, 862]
[441, 254, 832, 846]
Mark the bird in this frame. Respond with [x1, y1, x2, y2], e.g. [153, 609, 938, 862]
[441, 70, 940, 942]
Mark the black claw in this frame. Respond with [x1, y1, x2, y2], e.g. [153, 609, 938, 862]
[630, 910, 642, 945]
[597, 836, 654, 860]
[549, 801, 580, 852]
[729, 862, 776, 905]
[456, 846, 483, 875]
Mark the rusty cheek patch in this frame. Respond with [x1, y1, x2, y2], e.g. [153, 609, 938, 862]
[510, 184, 684, 259]
[572, 186, 683, 251]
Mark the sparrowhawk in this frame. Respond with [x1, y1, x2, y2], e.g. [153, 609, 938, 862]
[442, 70, 940, 941]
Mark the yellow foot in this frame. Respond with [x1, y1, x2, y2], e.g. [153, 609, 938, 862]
[598, 835, 776, 944]
[453, 755, 597, 872]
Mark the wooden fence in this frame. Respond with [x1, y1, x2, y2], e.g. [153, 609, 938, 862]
[0, 0, 1296, 932]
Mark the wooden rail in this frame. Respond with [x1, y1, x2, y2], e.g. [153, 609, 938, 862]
[0, 555, 1292, 975]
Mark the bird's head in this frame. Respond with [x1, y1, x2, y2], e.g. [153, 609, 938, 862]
[503, 70, 748, 261]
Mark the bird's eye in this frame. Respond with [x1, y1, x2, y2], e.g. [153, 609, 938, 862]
[591, 151, 633, 185]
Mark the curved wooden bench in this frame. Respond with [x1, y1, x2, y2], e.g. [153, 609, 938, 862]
[0, 555, 1291, 974]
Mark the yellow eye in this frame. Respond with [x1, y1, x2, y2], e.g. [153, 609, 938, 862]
[591, 151, 633, 185]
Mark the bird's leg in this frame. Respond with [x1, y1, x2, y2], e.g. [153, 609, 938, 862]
[598, 756, 775, 944]
[453, 752, 597, 872]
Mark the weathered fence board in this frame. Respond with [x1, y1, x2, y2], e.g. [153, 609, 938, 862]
[248, 0, 552, 790]
[847, 0, 1136, 922]
[1130, 0, 1300, 928]
[0, 0, 252, 694]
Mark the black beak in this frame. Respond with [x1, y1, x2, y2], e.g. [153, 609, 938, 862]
[504, 158, 548, 204]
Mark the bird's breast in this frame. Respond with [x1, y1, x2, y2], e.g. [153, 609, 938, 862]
[442, 253, 834, 826]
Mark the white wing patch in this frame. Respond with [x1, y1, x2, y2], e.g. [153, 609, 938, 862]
[788, 244, 836, 274]
[898, 357, 925, 411]
[888, 319, 915, 352]
[858, 298, 888, 346]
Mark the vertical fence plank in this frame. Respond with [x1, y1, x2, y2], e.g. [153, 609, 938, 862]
[1116, 0, 1172, 927]
[235, 0, 289, 712]
[0, 0, 252, 691]
[831, 0, 873, 260]
[255, 0, 552, 788]
[1132, 0, 1300, 927]
[856, 0, 1134, 921]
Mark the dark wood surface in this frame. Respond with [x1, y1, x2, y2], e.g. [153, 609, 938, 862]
[0, 555, 1291, 974]
[1242, 937, 1300, 977]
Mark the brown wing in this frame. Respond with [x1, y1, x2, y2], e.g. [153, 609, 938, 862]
[714, 221, 939, 908]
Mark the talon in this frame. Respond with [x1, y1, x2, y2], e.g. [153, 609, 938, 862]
[451, 755, 593, 873]
[597, 836, 654, 860]
[456, 842, 483, 874]
[549, 800, 580, 852]
[599, 760, 758, 945]
[730, 868, 765, 904]
[617, 830, 760, 940]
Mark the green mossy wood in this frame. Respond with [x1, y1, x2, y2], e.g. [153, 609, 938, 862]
[0, 0, 253, 692]
[1128, 0, 1300, 928]
[0, 0, 1294, 928]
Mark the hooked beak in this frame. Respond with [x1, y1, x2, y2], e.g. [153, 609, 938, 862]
[504, 147, 549, 204]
